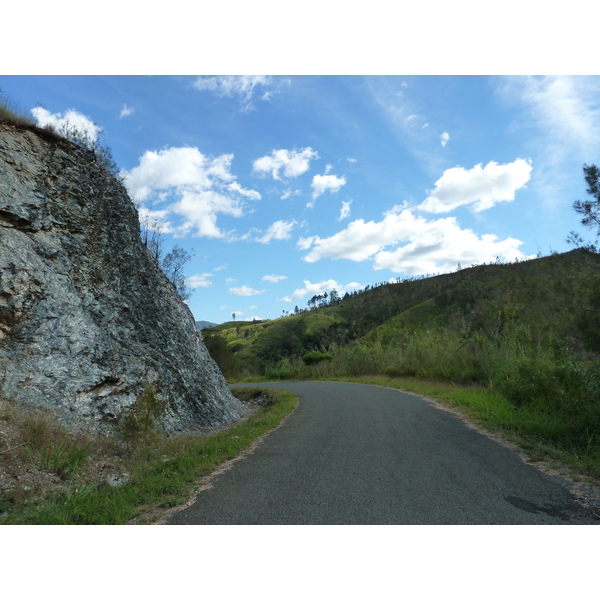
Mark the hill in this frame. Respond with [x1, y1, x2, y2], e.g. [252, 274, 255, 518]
[202, 248, 600, 460]
[196, 320, 217, 330]
[203, 248, 600, 381]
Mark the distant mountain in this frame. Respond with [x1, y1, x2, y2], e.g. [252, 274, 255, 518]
[196, 320, 217, 330]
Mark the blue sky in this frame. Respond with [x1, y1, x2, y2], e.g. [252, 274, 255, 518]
[2, 74, 599, 324]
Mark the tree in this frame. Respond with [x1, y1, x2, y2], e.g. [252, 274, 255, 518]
[569, 164, 600, 252]
[139, 206, 165, 263]
[161, 246, 194, 301]
[232, 312, 236, 321]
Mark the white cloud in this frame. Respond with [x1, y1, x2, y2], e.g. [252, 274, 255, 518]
[186, 273, 214, 288]
[496, 75, 600, 160]
[300, 208, 528, 275]
[124, 147, 226, 201]
[418, 159, 532, 214]
[253, 148, 319, 180]
[281, 188, 301, 200]
[262, 274, 288, 283]
[281, 279, 362, 303]
[227, 181, 261, 200]
[255, 219, 296, 244]
[337, 200, 352, 221]
[193, 75, 273, 111]
[309, 173, 347, 206]
[31, 107, 101, 145]
[229, 285, 265, 296]
[138, 206, 177, 235]
[171, 190, 243, 238]
[440, 131, 450, 147]
[372, 219, 525, 275]
[119, 104, 134, 119]
[296, 236, 317, 250]
[122, 146, 260, 238]
[303, 212, 408, 263]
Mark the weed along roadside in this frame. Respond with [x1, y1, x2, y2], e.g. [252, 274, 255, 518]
[0, 388, 298, 525]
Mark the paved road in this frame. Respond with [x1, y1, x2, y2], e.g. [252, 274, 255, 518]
[167, 381, 599, 525]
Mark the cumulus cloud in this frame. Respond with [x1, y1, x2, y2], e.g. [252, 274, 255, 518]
[300, 208, 528, 275]
[255, 219, 296, 244]
[262, 274, 288, 283]
[418, 159, 532, 214]
[308, 172, 347, 207]
[440, 131, 450, 147]
[337, 200, 352, 221]
[193, 75, 274, 110]
[281, 279, 362, 303]
[253, 148, 319, 180]
[31, 107, 101, 145]
[229, 285, 265, 296]
[227, 181, 261, 200]
[186, 273, 214, 288]
[171, 190, 244, 238]
[122, 146, 260, 238]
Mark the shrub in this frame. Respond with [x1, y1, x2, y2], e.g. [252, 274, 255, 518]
[119, 385, 165, 443]
[264, 359, 299, 380]
[302, 351, 333, 366]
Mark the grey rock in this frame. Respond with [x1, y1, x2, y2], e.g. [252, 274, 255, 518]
[106, 474, 130, 488]
[0, 122, 248, 435]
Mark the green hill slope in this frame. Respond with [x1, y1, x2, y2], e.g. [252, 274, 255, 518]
[204, 249, 600, 380]
[203, 249, 600, 466]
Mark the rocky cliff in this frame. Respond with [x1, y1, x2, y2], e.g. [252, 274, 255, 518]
[0, 121, 249, 434]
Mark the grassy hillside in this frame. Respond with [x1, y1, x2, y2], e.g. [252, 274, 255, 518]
[203, 249, 600, 472]
[205, 249, 600, 378]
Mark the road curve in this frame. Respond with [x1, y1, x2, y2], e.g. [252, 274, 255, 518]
[167, 381, 599, 525]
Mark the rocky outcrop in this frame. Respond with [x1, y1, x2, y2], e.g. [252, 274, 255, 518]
[0, 121, 249, 434]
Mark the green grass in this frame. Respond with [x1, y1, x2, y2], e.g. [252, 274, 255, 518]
[1, 388, 298, 525]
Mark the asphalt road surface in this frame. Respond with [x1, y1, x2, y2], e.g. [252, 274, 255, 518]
[167, 381, 599, 525]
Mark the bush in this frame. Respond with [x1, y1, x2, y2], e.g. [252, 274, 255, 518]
[119, 385, 165, 443]
[264, 359, 299, 380]
[302, 351, 332, 366]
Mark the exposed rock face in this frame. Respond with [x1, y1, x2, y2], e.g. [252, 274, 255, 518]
[0, 122, 249, 434]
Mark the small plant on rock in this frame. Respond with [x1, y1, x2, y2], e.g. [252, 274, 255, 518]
[119, 385, 165, 444]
